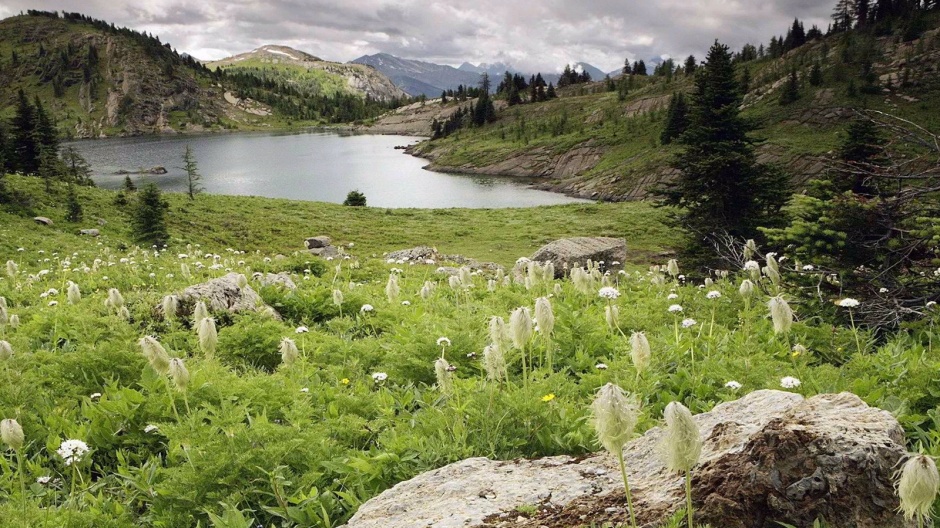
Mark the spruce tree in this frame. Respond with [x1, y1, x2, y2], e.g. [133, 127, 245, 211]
[133, 182, 169, 245]
[779, 68, 801, 105]
[660, 93, 689, 145]
[809, 62, 823, 86]
[10, 89, 39, 175]
[65, 184, 83, 222]
[181, 145, 202, 200]
[684, 55, 697, 76]
[657, 41, 788, 265]
[60, 146, 93, 186]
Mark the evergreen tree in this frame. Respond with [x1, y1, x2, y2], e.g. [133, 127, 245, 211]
[660, 93, 689, 145]
[809, 61, 823, 86]
[133, 183, 170, 245]
[10, 89, 39, 175]
[124, 175, 137, 192]
[546, 83, 557, 99]
[684, 55, 697, 76]
[837, 118, 884, 195]
[343, 189, 367, 206]
[181, 145, 202, 200]
[65, 184, 83, 222]
[739, 66, 751, 94]
[37, 147, 63, 193]
[657, 41, 788, 265]
[60, 146, 93, 186]
[779, 68, 801, 105]
[33, 97, 59, 155]
[441, 91, 447, 104]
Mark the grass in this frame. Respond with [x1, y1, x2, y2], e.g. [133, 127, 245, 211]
[0, 174, 938, 527]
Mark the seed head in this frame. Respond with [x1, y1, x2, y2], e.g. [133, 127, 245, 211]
[591, 383, 639, 455]
[235, 274, 248, 289]
[198, 317, 218, 358]
[280, 337, 299, 366]
[666, 259, 679, 278]
[483, 344, 507, 382]
[630, 332, 651, 374]
[434, 357, 454, 395]
[106, 288, 124, 310]
[138, 336, 171, 375]
[658, 401, 702, 472]
[67, 281, 81, 304]
[332, 289, 343, 307]
[739, 279, 755, 298]
[168, 358, 190, 392]
[509, 307, 533, 350]
[768, 296, 794, 334]
[765, 253, 779, 275]
[193, 301, 209, 325]
[605, 304, 619, 330]
[459, 266, 473, 287]
[161, 295, 179, 320]
[534, 297, 554, 337]
[5, 260, 17, 279]
[1, 418, 24, 451]
[489, 316, 509, 349]
[385, 274, 400, 303]
[897, 454, 940, 521]
[8, 314, 18, 328]
[743, 239, 758, 259]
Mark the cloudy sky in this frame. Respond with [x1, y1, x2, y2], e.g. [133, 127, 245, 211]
[0, 1, 834, 72]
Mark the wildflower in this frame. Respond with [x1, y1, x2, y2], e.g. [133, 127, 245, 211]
[8, 315, 18, 328]
[138, 336, 171, 375]
[780, 376, 801, 389]
[1, 418, 24, 450]
[743, 239, 758, 259]
[666, 259, 679, 277]
[837, 298, 860, 308]
[668, 304, 683, 313]
[0, 341, 12, 360]
[332, 289, 343, 307]
[197, 317, 218, 358]
[371, 372, 388, 383]
[401, 300, 411, 306]
[36, 476, 52, 485]
[67, 282, 81, 304]
[681, 318, 697, 328]
[340, 378, 350, 385]
[897, 454, 940, 523]
[591, 383, 640, 526]
[483, 344, 507, 382]
[879, 287, 888, 294]
[509, 307, 533, 349]
[595, 363, 609, 370]
[47, 300, 58, 307]
[300, 387, 309, 393]
[706, 290, 721, 300]
[280, 338, 299, 366]
[598, 287, 620, 300]
[724, 380, 742, 390]
[168, 358, 189, 392]
[489, 316, 509, 348]
[193, 301, 209, 325]
[802, 264, 815, 271]
[743, 260, 760, 272]
[605, 305, 620, 330]
[105, 288, 124, 310]
[295, 326, 309, 333]
[541, 393, 556, 402]
[434, 358, 454, 395]
[89, 392, 102, 401]
[360, 304, 374, 313]
[535, 297, 554, 337]
[667, 293, 679, 300]
[385, 274, 400, 303]
[437, 337, 451, 347]
[630, 332, 651, 375]
[144, 425, 159, 434]
[5, 260, 16, 278]
[235, 274, 248, 289]
[56, 439, 90, 466]
[767, 296, 794, 335]
[659, 401, 702, 473]
[792, 344, 807, 358]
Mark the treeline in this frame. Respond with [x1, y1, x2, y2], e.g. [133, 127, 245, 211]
[494, 72, 557, 106]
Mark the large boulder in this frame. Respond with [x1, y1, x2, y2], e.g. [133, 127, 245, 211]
[162, 272, 275, 319]
[304, 236, 340, 258]
[253, 272, 297, 291]
[33, 216, 53, 226]
[386, 246, 504, 273]
[531, 237, 626, 278]
[342, 391, 911, 528]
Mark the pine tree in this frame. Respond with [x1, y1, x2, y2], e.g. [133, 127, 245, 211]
[739, 66, 751, 94]
[60, 146, 93, 186]
[65, 184, 83, 222]
[124, 175, 137, 192]
[181, 145, 202, 200]
[684, 55, 697, 76]
[133, 182, 169, 245]
[37, 147, 63, 193]
[660, 93, 689, 145]
[546, 83, 557, 99]
[809, 62, 823, 86]
[657, 41, 788, 265]
[10, 89, 39, 175]
[33, 97, 59, 156]
[779, 68, 801, 105]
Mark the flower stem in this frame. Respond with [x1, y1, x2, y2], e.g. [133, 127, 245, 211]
[616, 450, 637, 528]
[16, 449, 26, 525]
[850, 310, 863, 355]
[685, 469, 694, 528]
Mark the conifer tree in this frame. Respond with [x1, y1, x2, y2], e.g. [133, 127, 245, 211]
[10, 89, 39, 175]
[809, 61, 823, 86]
[133, 182, 169, 245]
[65, 184, 83, 222]
[779, 68, 801, 105]
[657, 41, 788, 265]
[60, 146, 93, 186]
[660, 93, 689, 145]
[181, 145, 202, 200]
[684, 55, 697, 76]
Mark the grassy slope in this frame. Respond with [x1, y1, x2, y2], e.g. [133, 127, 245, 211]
[0, 175, 678, 267]
[412, 16, 940, 198]
[209, 58, 355, 98]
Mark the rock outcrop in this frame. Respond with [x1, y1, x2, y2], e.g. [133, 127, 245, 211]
[162, 272, 273, 319]
[33, 217, 53, 226]
[253, 272, 297, 290]
[304, 236, 340, 258]
[343, 390, 911, 528]
[386, 246, 503, 273]
[530, 237, 626, 278]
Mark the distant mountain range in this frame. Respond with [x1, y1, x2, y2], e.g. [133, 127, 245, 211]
[351, 53, 619, 97]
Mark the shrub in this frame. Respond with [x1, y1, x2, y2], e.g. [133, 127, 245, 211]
[343, 190, 367, 206]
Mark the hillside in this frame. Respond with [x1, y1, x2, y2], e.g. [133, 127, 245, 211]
[206, 45, 408, 101]
[368, 15, 940, 201]
[0, 12, 401, 138]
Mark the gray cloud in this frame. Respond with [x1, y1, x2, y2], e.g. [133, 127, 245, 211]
[4, 0, 835, 72]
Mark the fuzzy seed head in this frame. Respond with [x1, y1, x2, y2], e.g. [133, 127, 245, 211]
[0, 340, 11, 360]
[385, 274, 400, 303]
[768, 296, 794, 335]
[332, 289, 343, 307]
[483, 344, 507, 382]
[739, 279, 755, 298]
[605, 304, 619, 330]
[198, 317, 218, 358]
[180, 263, 191, 279]
[119, 306, 131, 321]
[280, 337, 299, 366]
[138, 336, 170, 375]
[591, 383, 639, 455]
[765, 253, 779, 275]
[168, 358, 190, 392]
[897, 454, 940, 521]
[8, 314, 18, 328]
[630, 332, 651, 374]
[434, 357, 453, 395]
[5, 260, 17, 279]
[459, 266, 473, 287]
[1, 418, 24, 451]
[0, 296, 6, 310]
[509, 307, 533, 350]
[106, 288, 124, 310]
[235, 273, 248, 289]
[193, 301, 209, 326]
[666, 259, 679, 277]
[489, 316, 509, 349]
[67, 281, 81, 304]
[420, 281, 434, 300]
[764, 266, 781, 286]
[534, 297, 554, 337]
[161, 295, 179, 320]
[659, 401, 702, 472]
[744, 239, 758, 259]
[448, 275, 462, 290]
[0, 306, 7, 326]
[543, 262, 555, 282]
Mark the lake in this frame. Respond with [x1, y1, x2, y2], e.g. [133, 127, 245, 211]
[66, 130, 588, 208]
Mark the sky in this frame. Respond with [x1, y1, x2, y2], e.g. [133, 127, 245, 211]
[0, 1, 835, 73]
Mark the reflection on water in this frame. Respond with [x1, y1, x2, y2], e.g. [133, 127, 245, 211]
[66, 130, 588, 208]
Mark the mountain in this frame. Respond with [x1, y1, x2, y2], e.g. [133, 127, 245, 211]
[351, 53, 484, 97]
[206, 45, 407, 101]
[572, 62, 607, 81]
[457, 61, 513, 78]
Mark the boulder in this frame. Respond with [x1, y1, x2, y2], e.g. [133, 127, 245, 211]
[342, 391, 911, 528]
[79, 229, 100, 237]
[387, 246, 438, 262]
[163, 272, 276, 319]
[531, 237, 626, 278]
[33, 217, 53, 226]
[309, 245, 339, 258]
[253, 272, 297, 290]
[386, 246, 504, 273]
[305, 236, 332, 249]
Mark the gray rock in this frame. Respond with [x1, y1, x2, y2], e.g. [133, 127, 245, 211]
[97, 218, 107, 226]
[33, 217, 53, 226]
[305, 236, 332, 249]
[253, 272, 297, 290]
[387, 246, 438, 261]
[164, 272, 276, 319]
[79, 229, 100, 237]
[309, 245, 339, 258]
[386, 246, 504, 273]
[531, 237, 626, 278]
[342, 391, 911, 528]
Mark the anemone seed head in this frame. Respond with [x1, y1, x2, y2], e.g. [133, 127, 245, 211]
[591, 383, 639, 455]
[658, 401, 702, 473]
[897, 454, 940, 521]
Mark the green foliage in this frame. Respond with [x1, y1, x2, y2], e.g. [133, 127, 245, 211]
[660, 92, 689, 145]
[343, 190, 367, 207]
[216, 313, 293, 372]
[65, 184, 83, 222]
[132, 182, 169, 246]
[181, 145, 202, 200]
[778, 68, 801, 105]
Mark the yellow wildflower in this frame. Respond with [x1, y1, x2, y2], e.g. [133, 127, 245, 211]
[541, 393, 555, 402]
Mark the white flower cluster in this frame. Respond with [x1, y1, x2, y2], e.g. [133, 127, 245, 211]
[598, 287, 620, 300]
[780, 376, 801, 389]
[57, 439, 90, 466]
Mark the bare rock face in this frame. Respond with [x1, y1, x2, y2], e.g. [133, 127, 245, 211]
[252, 272, 297, 291]
[530, 237, 626, 278]
[166, 273, 272, 319]
[342, 391, 911, 528]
